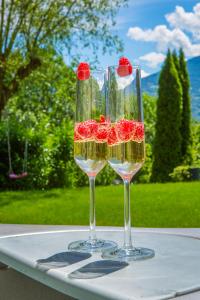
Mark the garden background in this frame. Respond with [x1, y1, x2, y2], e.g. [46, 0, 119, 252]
[0, 0, 199, 226]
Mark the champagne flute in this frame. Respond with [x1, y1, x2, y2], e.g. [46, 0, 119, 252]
[102, 61, 155, 261]
[68, 65, 117, 253]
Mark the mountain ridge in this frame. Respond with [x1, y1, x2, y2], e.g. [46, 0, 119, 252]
[141, 56, 200, 120]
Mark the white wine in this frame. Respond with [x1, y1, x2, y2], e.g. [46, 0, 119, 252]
[108, 140, 145, 181]
[74, 141, 107, 177]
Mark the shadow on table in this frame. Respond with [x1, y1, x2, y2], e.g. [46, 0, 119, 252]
[36, 251, 91, 271]
[0, 262, 8, 270]
[69, 260, 129, 279]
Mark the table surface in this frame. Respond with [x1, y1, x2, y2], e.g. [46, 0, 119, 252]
[1, 225, 200, 300]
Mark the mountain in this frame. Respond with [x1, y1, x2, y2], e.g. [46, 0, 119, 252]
[141, 56, 200, 121]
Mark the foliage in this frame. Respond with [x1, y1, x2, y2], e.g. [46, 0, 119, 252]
[179, 48, 192, 163]
[67, 162, 117, 188]
[169, 165, 191, 182]
[0, 0, 127, 116]
[143, 93, 156, 144]
[7, 50, 76, 125]
[136, 143, 153, 183]
[0, 52, 159, 189]
[172, 50, 180, 73]
[0, 117, 37, 188]
[96, 165, 116, 186]
[132, 94, 157, 184]
[45, 122, 74, 188]
[0, 114, 73, 189]
[151, 50, 182, 182]
[191, 121, 200, 166]
[0, 51, 75, 189]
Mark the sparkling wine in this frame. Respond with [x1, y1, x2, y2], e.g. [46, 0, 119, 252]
[107, 140, 145, 181]
[74, 141, 107, 177]
[102, 63, 155, 261]
[69, 66, 117, 253]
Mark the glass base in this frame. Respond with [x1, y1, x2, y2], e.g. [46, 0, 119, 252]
[68, 239, 117, 253]
[102, 247, 155, 262]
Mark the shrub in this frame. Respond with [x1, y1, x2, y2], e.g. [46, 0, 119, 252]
[66, 161, 117, 188]
[191, 121, 200, 166]
[0, 116, 74, 190]
[96, 165, 116, 186]
[135, 143, 153, 183]
[66, 160, 89, 187]
[169, 165, 191, 182]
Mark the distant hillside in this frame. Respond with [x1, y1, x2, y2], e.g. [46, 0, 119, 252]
[142, 56, 200, 120]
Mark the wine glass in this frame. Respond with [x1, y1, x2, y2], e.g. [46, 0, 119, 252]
[68, 66, 117, 253]
[102, 62, 155, 261]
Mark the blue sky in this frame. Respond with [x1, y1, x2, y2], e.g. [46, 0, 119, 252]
[69, 0, 200, 77]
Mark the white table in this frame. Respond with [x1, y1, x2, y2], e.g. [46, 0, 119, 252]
[1, 225, 200, 300]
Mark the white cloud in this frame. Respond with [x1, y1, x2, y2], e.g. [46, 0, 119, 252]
[166, 4, 200, 40]
[141, 69, 149, 78]
[97, 79, 104, 90]
[139, 52, 166, 68]
[127, 25, 200, 57]
[126, 2, 200, 68]
[116, 70, 149, 89]
[117, 75, 133, 89]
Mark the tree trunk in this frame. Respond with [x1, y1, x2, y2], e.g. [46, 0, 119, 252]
[0, 87, 10, 119]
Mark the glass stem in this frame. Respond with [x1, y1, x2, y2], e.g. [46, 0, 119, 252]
[123, 179, 133, 250]
[89, 176, 97, 241]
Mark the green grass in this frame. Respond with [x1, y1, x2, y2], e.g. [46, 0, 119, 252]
[0, 182, 200, 227]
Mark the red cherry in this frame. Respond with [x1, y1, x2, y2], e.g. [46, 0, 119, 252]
[100, 115, 106, 123]
[78, 62, 89, 69]
[77, 62, 90, 80]
[77, 69, 90, 80]
[75, 122, 91, 139]
[107, 126, 118, 145]
[117, 57, 132, 77]
[119, 57, 130, 65]
[132, 122, 145, 142]
[117, 65, 132, 77]
[100, 116, 111, 127]
[96, 117, 110, 142]
[95, 126, 108, 142]
[84, 120, 98, 136]
[74, 130, 82, 141]
[75, 120, 98, 140]
[116, 119, 136, 142]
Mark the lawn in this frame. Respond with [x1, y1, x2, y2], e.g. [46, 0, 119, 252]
[0, 182, 199, 227]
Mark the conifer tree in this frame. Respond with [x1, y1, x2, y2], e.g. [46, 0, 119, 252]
[179, 48, 192, 163]
[172, 50, 180, 73]
[151, 50, 182, 182]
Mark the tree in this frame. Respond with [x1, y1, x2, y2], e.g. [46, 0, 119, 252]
[0, 0, 127, 117]
[143, 93, 156, 144]
[191, 121, 200, 166]
[151, 50, 182, 182]
[0, 51, 75, 189]
[7, 49, 76, 126]
[179, 48, 192, 163]
[172, 50, 180, 73]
